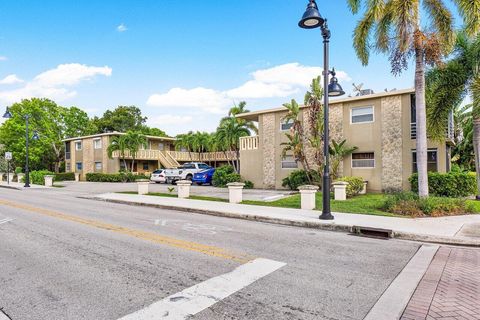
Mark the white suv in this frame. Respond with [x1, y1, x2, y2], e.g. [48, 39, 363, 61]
[150, 169, 166, 184]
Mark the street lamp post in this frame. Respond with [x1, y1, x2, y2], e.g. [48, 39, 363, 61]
[299, 0, 345, 220]
[3, 107, 40, 187]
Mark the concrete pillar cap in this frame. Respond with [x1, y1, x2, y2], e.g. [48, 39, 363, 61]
[227, 182, 245, 187]
[298, 185, 320, 191]
[136, 179, 150, 183]
[332, 181, 349, 186]
[177, 180, 192, 186]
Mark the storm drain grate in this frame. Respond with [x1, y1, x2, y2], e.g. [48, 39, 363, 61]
[352, 226, 393, 239]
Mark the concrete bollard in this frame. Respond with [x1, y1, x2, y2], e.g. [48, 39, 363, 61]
[75, 172, 81, 182]
[137, 180, 150, 195]
[227, 182, 245, 204]
[332, 181, 349, 201]
[359, 181, 368, 195]
[177, 180, 192, 199]
[16, 173, 25, 183]
[298, 185, 319, 210]
[44, 175, 54, 187]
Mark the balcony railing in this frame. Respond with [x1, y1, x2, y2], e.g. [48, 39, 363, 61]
[240, 136, 259, 151]
[111, 150, 237, 161]
[411, 118, 454, 141]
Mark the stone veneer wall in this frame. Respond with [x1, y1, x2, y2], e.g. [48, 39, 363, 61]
[83, 139, 94, 175]
[329, 103, 344, 177]
[262, 114, 276, 188]
[381, 96, 403, 191]
[102, 136, 110, 173]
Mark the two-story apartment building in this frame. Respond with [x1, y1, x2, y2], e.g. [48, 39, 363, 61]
[63, 132, 236, 178]
[237, 88, 454, 192]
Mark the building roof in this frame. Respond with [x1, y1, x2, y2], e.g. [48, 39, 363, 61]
[62, 131, 176, 142]
[236, 88, 415, 121]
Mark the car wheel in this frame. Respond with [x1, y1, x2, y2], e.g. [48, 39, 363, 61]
[155, 181, 160, 184]
[186, 174, 193, 181]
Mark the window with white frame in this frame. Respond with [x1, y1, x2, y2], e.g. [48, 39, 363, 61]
[66, 163, 71, 172]
[159, 143, 165, 151]
[95, 162, 102, 171]
[412, 149, 438, 173]
[352, 152, 375, 168]
[75, 141, 82, 151]
[281, 155, 298, 169]
[280, 119, 294, 131]
[93, 138, 102, 149]
[76, 162, 83, 171]
[351, 106, 374, 124]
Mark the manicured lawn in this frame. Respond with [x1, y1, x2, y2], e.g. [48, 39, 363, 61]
[243, 193, 401, 217]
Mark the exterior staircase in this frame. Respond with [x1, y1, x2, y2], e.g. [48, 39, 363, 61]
[159, 151, 179, 168]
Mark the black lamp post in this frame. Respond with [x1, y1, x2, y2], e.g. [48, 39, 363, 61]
[299, 0, 345, 220]
[3, 107, 40, 187]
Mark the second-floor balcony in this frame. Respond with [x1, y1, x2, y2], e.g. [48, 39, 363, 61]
[240, 136, 259, 151]
[411, 112, 454, 142]
[111, 149, 238, 162]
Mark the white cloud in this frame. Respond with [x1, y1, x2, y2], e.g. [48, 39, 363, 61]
[0, 63, 112, 103]
[147, 87, 230, 114]
[0, 56, 7, 61]
[146, 62, 351, 113]
[117, 23, 128, 32]
[0, 74, 24, 85]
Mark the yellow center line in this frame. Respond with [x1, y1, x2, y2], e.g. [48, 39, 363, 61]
[0, 199, 253, 263]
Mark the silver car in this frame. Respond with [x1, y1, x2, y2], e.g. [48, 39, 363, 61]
[150, 169, 166, 184]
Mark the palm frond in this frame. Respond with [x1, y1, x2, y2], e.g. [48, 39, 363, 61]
[347, 0, 362, 13]
[454, 0, 480, 36]
[423, 0, 454, 49]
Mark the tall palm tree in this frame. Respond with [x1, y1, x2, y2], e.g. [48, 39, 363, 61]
[107, 135, 128, 171]
[216, 117, 250, 173]
[426, 32, 480, 195]
[221, 101, 258, 134]
[124, 131, 148, 172]
[175, 131, 194, 160]
[347, 0, 480, 197]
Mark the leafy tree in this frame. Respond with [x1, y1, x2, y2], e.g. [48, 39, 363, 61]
[329, 139, 358, 181]
[175, 131, 195, 160]
[92, 106, 147, 133]
[347, 0, 480, 197]
[141, 126, 168, 137]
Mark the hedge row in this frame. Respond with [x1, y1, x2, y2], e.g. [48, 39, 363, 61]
[410, 172, 476, 197]
[54, 172, 75, 181]
[86, 172, 149, 183]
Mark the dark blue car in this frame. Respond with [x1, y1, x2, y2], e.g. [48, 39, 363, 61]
[192, 167, 215, 185]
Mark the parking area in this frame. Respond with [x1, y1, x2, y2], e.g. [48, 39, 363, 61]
[53, 181, 294, 202]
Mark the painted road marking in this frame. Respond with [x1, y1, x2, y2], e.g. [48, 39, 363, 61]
[118, 258, 286, 320]
[0, 199, 252, 263]
[0, 218, 14, 225]
[154, 219, 233, 235]
[0, 309, 11, 320]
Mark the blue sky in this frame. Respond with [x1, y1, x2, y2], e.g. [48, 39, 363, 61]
[0, 1, 463, 135]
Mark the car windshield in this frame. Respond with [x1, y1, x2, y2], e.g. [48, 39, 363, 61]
[153, 170, 163, 174]
[198, 163, 211, 170]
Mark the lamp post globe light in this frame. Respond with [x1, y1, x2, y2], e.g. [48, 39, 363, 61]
[299, 0, 345, 220]
[2, 107, 40, 188]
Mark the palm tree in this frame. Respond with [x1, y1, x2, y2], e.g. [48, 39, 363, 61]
[426, 32, 480, 194]
[329, 139, 358, 181]
[347, 0, 480, 197]
[221, 101, 258, 134]
[107, 135, 128, 171]
[175, 131, 194, 160]
[124, 131, 148, 172]
[216, 117, 250, 173]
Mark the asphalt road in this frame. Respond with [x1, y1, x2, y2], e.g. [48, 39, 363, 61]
[0, 187, 420, 320]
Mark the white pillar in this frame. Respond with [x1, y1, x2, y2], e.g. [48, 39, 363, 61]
[298, 185, 319, 210]
[137, 180, 150, 195]
[16, 173, 25, 183]
[8, 173, 14, 183]
[75, 172, 81, 182]
[332, 181, 349, 201]
[44, 175, 54, 187]
[359, 181, 368, 195]
[0, 173, 4, 182]
[177, 180, 192, 199]
[227, 182, 245, 204]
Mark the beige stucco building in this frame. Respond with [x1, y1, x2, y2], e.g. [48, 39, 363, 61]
[63, 132, 236, 178]
[237, 88, 454, 192]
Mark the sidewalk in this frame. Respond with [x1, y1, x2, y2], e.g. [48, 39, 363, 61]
[401, 247, 479, 320]
[0, 181, 48, 190]
[91, 193, 480, 246]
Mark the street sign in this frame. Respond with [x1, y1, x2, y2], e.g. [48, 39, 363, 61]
[5, 152, 12, 160]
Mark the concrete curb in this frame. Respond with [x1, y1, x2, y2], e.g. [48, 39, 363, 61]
[84, 196, 480, 247]
[0, 184, 22, 190]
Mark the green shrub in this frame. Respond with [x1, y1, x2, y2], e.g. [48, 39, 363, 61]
[30, 170, 55, 185]
[54, 172, 75, 181]
[86, 172, 137, 183]
[212, 165, 241, 187]
[282, 170, 321, 190]
[336, 176, 364, 197]
[409, 172, 476, 197]
[243, 180, 254, 189]
[382, 191, 474, 217]
[15, 167, 22, 174]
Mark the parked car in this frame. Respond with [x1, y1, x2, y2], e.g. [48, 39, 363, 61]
[193, 167, 216, 185]
[150, 169, 166, 183]
[164, 162, 212, 184]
